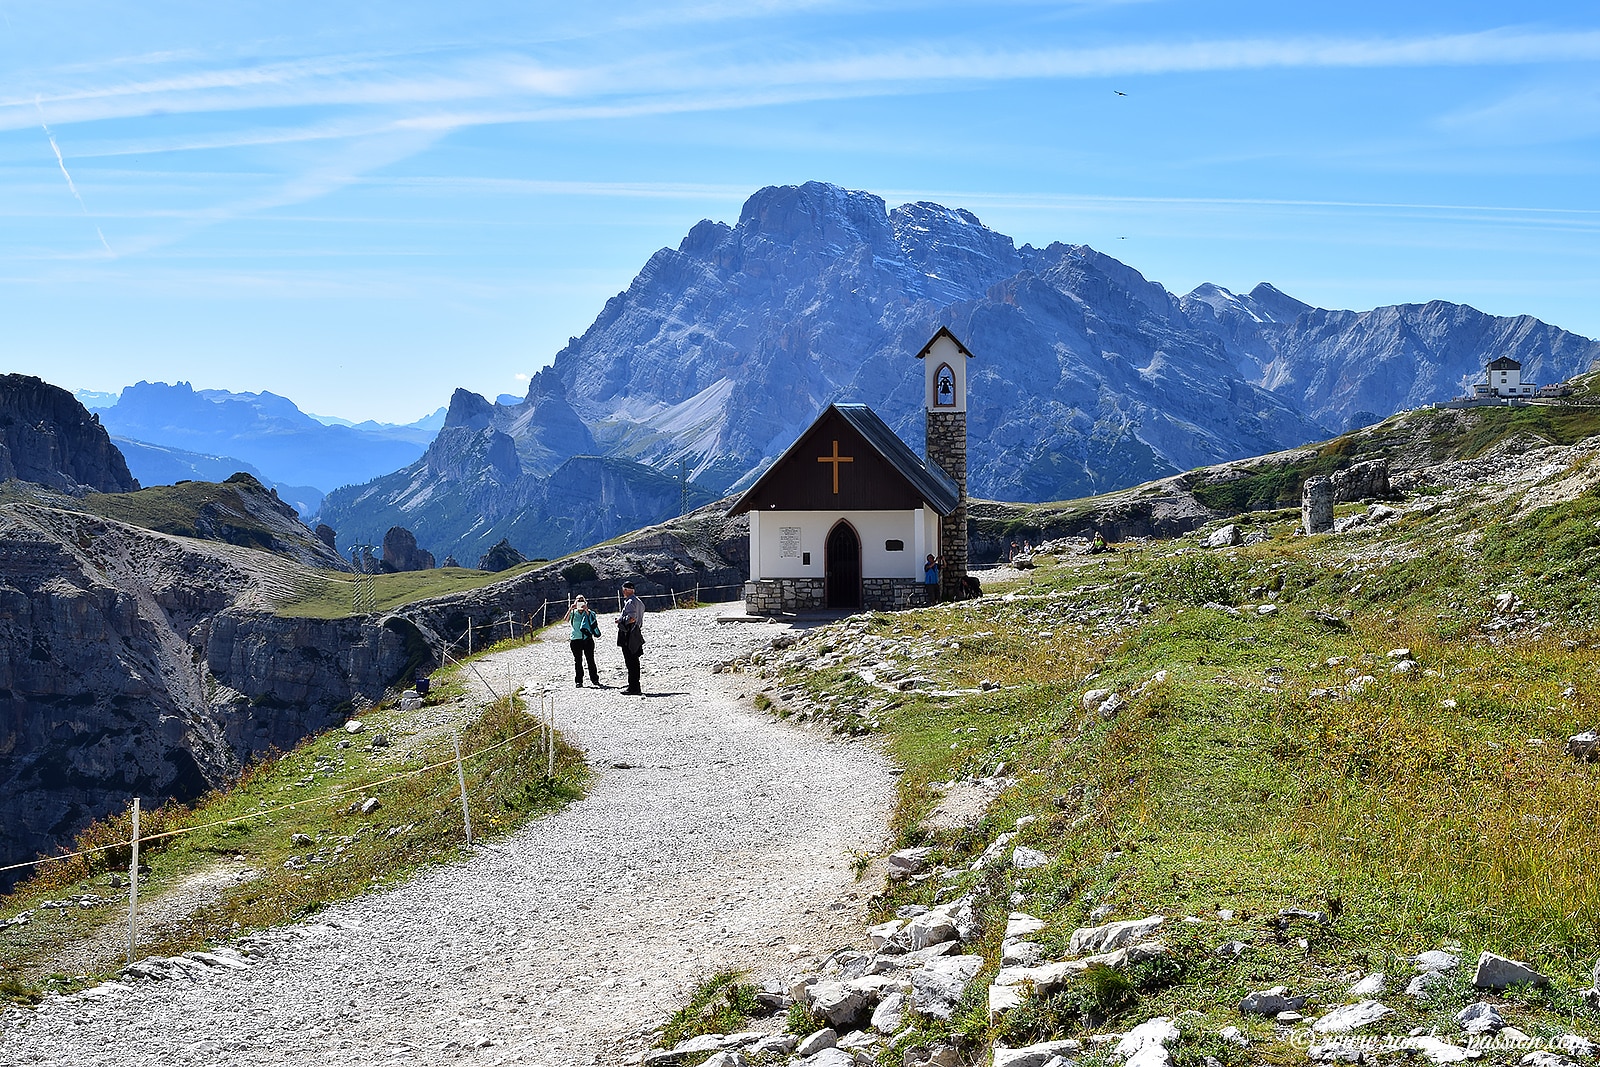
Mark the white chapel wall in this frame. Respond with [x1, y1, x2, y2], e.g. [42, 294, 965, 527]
[754, 510, 936, 580]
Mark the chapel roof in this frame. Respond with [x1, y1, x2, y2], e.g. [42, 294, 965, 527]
[728, 403, 960, 517]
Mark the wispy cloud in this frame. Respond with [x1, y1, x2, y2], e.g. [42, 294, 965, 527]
[35, 100, 112, 252]
[8, 26, 1600, 140]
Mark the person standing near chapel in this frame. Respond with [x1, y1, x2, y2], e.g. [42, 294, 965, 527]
[563, 595, 602, 688]
[616, 581, 646, 695]
[923, 553, 941, 605]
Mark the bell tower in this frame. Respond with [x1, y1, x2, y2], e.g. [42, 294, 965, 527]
[917, 327, 971, 600]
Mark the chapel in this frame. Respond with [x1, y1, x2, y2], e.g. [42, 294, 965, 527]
[731, 327, 972, 614]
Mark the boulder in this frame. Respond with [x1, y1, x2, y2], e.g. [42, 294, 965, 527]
[1012, 846, 1051, 870]
[796, 1029, 838, 1056]
[1115, 1017, 1179, 1067]
[1401, 1037, 1481, 1064]
[799, 1049, 855, 1067]
[1302, 475, 1334, 534]
[886, 846, 934, 880]
[381, 526, 435, 572]
[1473, 952, 1549, 990]
[1415, 950, 1460, 972]
[1313, 1000, 1393, 1033]
[1202, 524, 1242, 549]
[993, 1041, 1084, 1067]
[1068, 915, 1165, 956]
[1332, 459, 1391, 502]
[1456, 1003, 1504, 1034]
[910, 954, 985, 1020]
[807, 982, 868, 1029]
[1347, 973, 1385, 997]
[871, 991, 906, 1033]
[1240, 986, 1307, 1015]
[477, 538, 527, 572]
[1568, 731, 1599, 761]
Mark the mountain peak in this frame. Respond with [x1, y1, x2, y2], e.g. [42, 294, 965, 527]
[443, 388, 497, 431]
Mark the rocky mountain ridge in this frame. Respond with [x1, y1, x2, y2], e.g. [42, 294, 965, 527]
[324, 181, 1599, 565]
[0, 375, 136, 495]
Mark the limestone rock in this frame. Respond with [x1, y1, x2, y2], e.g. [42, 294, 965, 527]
[796, 1029, 838, 1056]
[1241, 986, 1308, 1015]
[1302, 475, 1334, 534]
[1068, 915, 1164, 956]
[1568, 731, 1599, 761]
[871, 990, 905, 1033]
[910, 954, 985, 1020]
[0, 374, 137, 493]
[1415, 950, 1460, 972]
[381, 526, 435, 572]
[1202, 524, 1242, 549]
[1456, 1003, 1504, 1034]
[1012, 846, 1051, 870]
[1400, 1036, 1481, 1064]
[993, 1041, 1083, 1067]
[1473, 952, 1548, 990]
[1347, 973, 1385, 997]
[886, 846, 934, 880]
[477, 538, 527, 572]
[1312, 1000, 1393, 1033]
[807, 982, 868, 1029]
[1331, 460, 1391, 502]
[1115, 1017, 1179, 1067]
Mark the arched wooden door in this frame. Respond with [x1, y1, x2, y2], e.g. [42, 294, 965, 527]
[825, 521, 861, 610]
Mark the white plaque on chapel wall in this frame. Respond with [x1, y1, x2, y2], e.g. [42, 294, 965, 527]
[779, 526, 802, 558]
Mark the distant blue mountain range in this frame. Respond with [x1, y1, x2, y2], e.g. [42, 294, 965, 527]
[78, 383, 445, 513]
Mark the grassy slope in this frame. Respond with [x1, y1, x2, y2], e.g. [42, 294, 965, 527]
[0, 636, 586, 1002]
[276, 563, 540, 618]
[749, 462, 1600, 1055]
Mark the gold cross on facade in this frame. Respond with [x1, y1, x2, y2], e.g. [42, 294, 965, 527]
[817, 439, 854, 493]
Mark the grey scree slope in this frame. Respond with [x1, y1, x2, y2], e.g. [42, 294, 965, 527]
[0, 603, 894, 1067]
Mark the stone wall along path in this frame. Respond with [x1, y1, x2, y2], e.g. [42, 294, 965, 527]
[0, 603, 895, 1067]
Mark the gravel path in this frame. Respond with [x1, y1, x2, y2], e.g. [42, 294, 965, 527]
[0, 604, 895, 1067]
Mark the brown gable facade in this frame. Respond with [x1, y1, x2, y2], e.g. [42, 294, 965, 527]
[732, 406, 930, 514]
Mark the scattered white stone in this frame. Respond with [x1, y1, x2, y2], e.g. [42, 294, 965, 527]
[1011, 847, 1050, 870]
[1416, 950, 1461, 972]
[1347, 973, 1385, 997]
[1217, 1027, 1250, 1049]
[870, 991, 905, 1034]
[1407, 970, 1454, 998]
[1456, 1002, 1504, 1034]
[796, 1028, 838, 1056]
[1522, 1054, 1578, 1067]
[1473, 951, 1549, 990]
[910, 954, 985, 1020]
[1241, 986, 1308, 1016]
[1387, 648, 1413, 660]
[1313, 1000, 1393, 1033]
[359, 797, 381, 815]
[1083, 688, 1115, 712]
[1069, 915, 1165, 956]
[1555, 1035, 1600, 1059]
[1308, 1042, 1367, 1063]
[1257, 604, 1278, 616]
[885, 847, 934, 880]
[807, 982, 867, 1029]
[1401, 1036, 1481, 1064]
[1391, 660, 1417, 675]
[1202, 525, 1242, 549]
[344, 720, 365, 733]
[1115, 1017, 1179, 1067]
[1568, 731, 1599, 761]
[1215, 940, 1248, 960]
[992, 1041, 1084, 1067]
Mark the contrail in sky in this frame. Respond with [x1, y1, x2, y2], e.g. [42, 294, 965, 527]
[36, 98, 113, 253]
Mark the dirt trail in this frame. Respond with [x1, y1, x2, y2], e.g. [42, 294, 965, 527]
[0, 603, 894, 1067]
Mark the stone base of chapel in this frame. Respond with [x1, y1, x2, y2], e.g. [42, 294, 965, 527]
[743, 577, 931, 615]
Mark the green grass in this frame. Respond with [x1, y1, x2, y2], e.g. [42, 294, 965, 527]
[750, 506, 1600, 1054]
[0, 640, 588, 1001]
[276, 563, 541, 618]
[657, 970, 763, 1048]
[77, 475, 286, 548]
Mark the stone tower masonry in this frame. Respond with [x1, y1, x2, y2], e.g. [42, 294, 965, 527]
[919, 328, 971, 601]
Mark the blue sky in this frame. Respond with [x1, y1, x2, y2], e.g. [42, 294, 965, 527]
[4, 1, 1598, 423]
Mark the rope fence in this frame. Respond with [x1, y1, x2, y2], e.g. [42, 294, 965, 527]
[1, 582, 748, 963]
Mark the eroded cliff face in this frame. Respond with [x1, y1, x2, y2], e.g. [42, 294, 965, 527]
[0, 374, 136, 494]
[0, 502, 409, 891]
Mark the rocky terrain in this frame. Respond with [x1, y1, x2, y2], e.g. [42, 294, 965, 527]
[321, 181, 1600, 565]
[0, 376, 135, 495]
[0, 604, 896, 1067]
